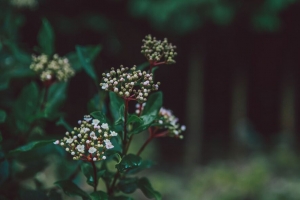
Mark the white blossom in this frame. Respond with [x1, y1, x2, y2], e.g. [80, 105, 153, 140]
[66, 138, 73, 143]
[110, 131, 118, 136]
[101, 123, 109, 130]
[104, 139, 114, 149]
[92, 119, 100, 126]
[76, 145, 85, 153]
[88, 147, 97, 154]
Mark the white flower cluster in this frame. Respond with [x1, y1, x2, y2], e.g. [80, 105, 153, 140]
[100, 65, 160, 102]
[30, 54, 75, 82]
[54, 115, 118, 161]
[10, 0, 38, 8]
[141, 35, 177, 65]
[135, 104, 185, 139]
[158, 108, 185, 138]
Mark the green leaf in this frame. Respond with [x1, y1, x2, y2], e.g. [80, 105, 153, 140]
[90, 191, 108, 200]
[90, 111, 108, 124]
[0, 153, 9, 185]
[13, 82, 39, 132]
[138, 178, 161, 200]
[0, 110, 6, 123]
[142, 92, 163, 116]
[117, 178, 138, 194]
[127, 114, 143, 125]
[8, 140, 55, 157]
[109, 92, 124, 122]
[56, 117, 73, 132]
[116, 154, 141, 173]
[38, 18, 54, 55]
[127, 160, 155, 175]
[136, 62, 149, 71]
[55, 180, 90, 200]
[108, 196, 133, 200]
[44, 82, 68, 118]
[76, 45, 101, 82]
[81, 163, 95, 187]
[88, 92, 106, 113]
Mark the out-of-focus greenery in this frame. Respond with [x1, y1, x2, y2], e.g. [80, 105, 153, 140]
[148, 144, 300, 200]
[128, 0, 298, 33]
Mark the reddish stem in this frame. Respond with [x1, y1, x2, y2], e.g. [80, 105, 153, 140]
[91, 160, 98, 192]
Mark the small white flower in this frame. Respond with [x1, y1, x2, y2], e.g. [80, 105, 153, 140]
[78, 120, 82, 124]
[60, 142, 64, 146]
[143, 81, 149, 86]
[181, 125, 186, 131]
[83, 127, 90, 133]
[102, 156, 107, 160]
[101, 123, 109, 130]
[66, 138, 73, 143]
[88, 147, 97, 154]
[174, 130, 179, 135]
[159, 120, 163, 124]
[102, 83, 109, 90]
[114, 88, 118, 92]
[73, 136, 77, 139]
[92, 119, 100, 126]
[93, 157, 97, 161]
[53, 140, 59, 145]
[90, 131, 96, 138]
[76, 144, 85, 153]
[86, 140, 90, 144]
[106, 73, 110, 77]
[110, 131, 118, 136]
[104, 139, 114, 149]
[84, 115, 92, 121]
[104, 133, 108, 137]
[71, 152, 75, 155]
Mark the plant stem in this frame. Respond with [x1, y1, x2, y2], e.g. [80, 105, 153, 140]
[108, 172, 120, 195]
[91, 160, 98, 192]
[137, 128, 155, 156]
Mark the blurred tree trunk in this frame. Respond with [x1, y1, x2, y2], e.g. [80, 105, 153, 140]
[184, 50, 203, 170]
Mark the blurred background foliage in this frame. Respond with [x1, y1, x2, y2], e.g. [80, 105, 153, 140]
[1, 0, 300, 199]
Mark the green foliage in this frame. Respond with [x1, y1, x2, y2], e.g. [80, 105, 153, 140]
[90, 191, 108, 200]
[38, 18, 54, 55]
[8, 140, 55, 157]
[0, 110, 6, 123]
[76, 45, 102, 83]
[109, 92, 124, 122]
[116, 154, 142, 173]
[55, 180, 90, 199]
[137, 178, 162, 200]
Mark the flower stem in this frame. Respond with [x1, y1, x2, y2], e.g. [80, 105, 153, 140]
[91, 160, 98, 192]
[137, 128, 155, 156]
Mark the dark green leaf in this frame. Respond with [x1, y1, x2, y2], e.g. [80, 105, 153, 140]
[116, 154, 141, 173]
[108, 196, 133, 200]
[8, 140, 55, 157]
[90, 191, 108, 200]
[0, 110, 6, 123]
[117, 178, 138, 194]
[105, 150, 122, 163]
[65, 52, 82, 71]
[127, 114, 143, 125]
[56, 117, 73, 132]
[81, 163, 95, 187]
[91, 111, 107, 124]
[136, 62, 149, 71]
[55, 180, 90, 200]
[138, 177, 161, 200]
[0, 153, 9, 185]
[38, 18, 54, 55]
[19, 190, 49, 200]
[88, 92, 106, 113]
[76, 45, 101, 82]
[44, 82, 68, 119]
[142, 92, 162, 117]
[127, 160, 155, 175]
[109, 92, 124, 121]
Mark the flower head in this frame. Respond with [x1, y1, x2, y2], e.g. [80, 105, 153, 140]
[30, 54, 75, 83]
[135, 104, 185, 139]
[100, 65, 160, 102]
[54, 115, 118, 161]
[141, 35, 177, 65]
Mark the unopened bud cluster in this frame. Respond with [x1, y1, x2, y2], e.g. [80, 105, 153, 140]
[54, 115, 118, 161]
[100, 65, 160, 102]
[30, 54, 75, 82]
[141, 35, 177, 64]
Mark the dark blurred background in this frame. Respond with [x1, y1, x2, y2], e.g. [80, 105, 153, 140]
[3, 0, 300, 199]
